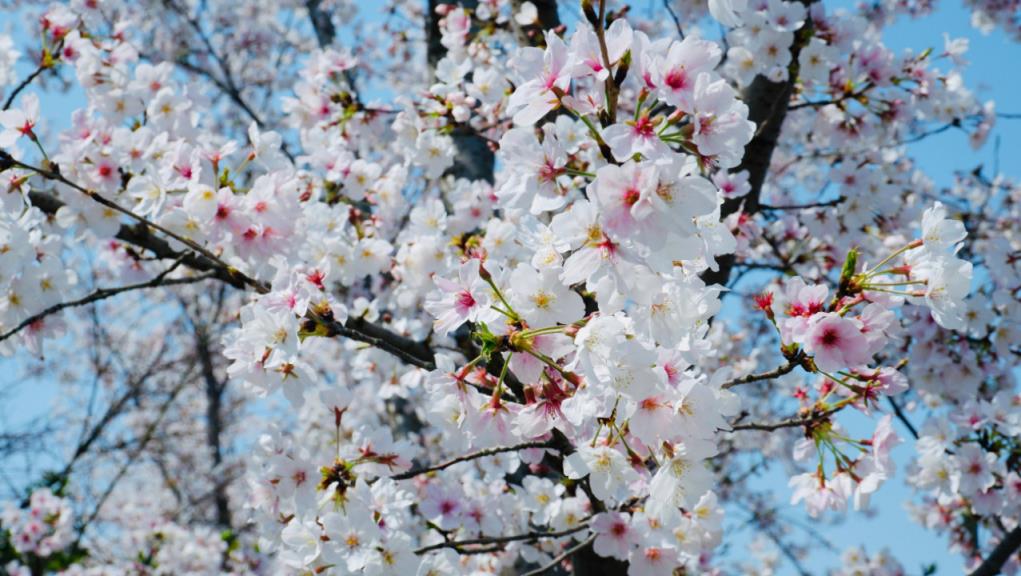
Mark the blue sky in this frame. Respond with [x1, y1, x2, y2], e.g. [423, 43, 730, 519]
[2, 1, 1018, 573]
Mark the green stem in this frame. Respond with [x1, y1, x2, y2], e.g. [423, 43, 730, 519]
[818, 370, 851, 389]
[493, 351, 512, 399]
[491, 304, 518, 319]
[863, 287, 921, 297]
[518, 325, 567, 339]
[485, 277, 520, 321]
[525, 348, 572, 380]
[30, 136, 49, 161]
[862, 280, 926, 288]
[565, 168, 596, 178]
[865, 240, 922, 277]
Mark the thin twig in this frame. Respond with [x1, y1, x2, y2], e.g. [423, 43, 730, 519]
[721, 360, 801, 390]
[73, 375, 192, 546]
[3, 64, 48, 111]
[727, 404, 845, 432]
[760, 196, 846, 211]
[662, 0, 685, 39]
[969, 525, 1021, 576]
[521, 534, 597, 576]
[2, 36, 65, 111]
[7, 154, 269, 293]
[414, 523, 590, 555]
[392, 440, 555, 481]
[886, 396, 919, 440]
[787, 83, 874, 112]
[0, 265, 213, 343]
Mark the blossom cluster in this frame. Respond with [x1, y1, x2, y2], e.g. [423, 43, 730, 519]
[1, 489, 74, 564]
[0, 0, 1013, 574]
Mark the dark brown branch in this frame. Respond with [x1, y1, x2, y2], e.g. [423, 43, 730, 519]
[721, 360, 801, 389]
[19, 163, 437, 374]
[23, 182, 436, 375]
[426, 1, 496, 183]
[3, 58, 53, 111]
[391, 440, 554, 481]
[886, 396, 919, 440]
[898, 121, 958, 145]
[10, 156, 267, 291]
[73, 376, 192, 545]
[305, 0, 336, 48]
[787, 82, 873, 112]
[522, 534, 597, 576]
[969, 526, 1021, 576]
[161, 0, 296, 162]
[37, 189, 247, 290]
[662, 0, 685, 39]
[727, 404, 844, 432]
[54, 346, 170, 484]
[195, 323, 232, 532]
[701, 3, 815, 289]
[760, 196, 846, 211]
[0, 261, 213, 343]
[414, 523, 590, 555]
[3, 34, 66, 111]
[331, 316, 436, 370]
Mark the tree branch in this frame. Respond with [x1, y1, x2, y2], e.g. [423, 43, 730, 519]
[304, 0, 336, 48]
[522, 534, 597, 576]
[760, 196, 846, 211]
[194, 321, 232, 532]
[391, 440, 554, 481]
[21, 181, 437, 375]
[701, 4, 815, 289]
[3, 54, 56, 111]
[886, 396, 919, 440]
[969, 526, 1021, 576]
[721, 359, 801, 389]
[414, 523, 590, 555]
[662, 0, 685, 39]
[0, 261, 213, 343]
[727, 404, 844, 432]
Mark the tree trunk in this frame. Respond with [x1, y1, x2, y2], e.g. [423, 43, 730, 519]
[700, 13, 814, 289]
[426, 0, 495, 183]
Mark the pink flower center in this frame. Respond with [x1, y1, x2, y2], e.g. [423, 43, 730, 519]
[611, 522, 628, 537]
[623, 187, 641, 206]
[820, 328, 840, 347]
[538, 158, 561, 183]
[455, 290, 476, 313]
[639, 397, 662, 411]
[307, 270, 325, 289]
[633, 116, 655, 138]
[664, 69, 689, 91]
